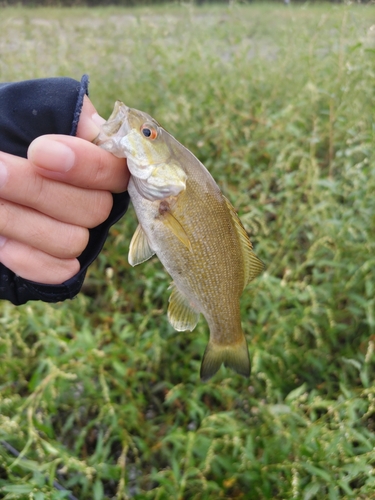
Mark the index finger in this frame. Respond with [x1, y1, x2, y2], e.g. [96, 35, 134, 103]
[28, 134, 129, 193]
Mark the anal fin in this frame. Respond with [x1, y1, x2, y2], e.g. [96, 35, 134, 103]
[167, 283, 200, 332]
[128, 224, 155, 267]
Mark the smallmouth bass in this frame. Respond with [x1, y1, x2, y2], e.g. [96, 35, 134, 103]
[95, 102, 264, 381]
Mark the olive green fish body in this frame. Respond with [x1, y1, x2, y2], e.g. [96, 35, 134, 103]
[129, 168, 244, 330]
[95, 102, 264, 380]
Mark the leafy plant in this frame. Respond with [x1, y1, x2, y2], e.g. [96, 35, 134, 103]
[0, 2, 374, 498]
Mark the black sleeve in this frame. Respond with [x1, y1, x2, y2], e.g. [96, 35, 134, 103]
[0, 75, 130, 305]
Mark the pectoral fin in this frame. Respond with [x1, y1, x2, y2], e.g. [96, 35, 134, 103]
[128, 224, 155, 266]
[167, 283, 200, 332]
[224, 197, 265, 286]
[160, 210, 192, 252]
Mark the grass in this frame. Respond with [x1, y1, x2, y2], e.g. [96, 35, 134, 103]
[1, 2, 375, 498]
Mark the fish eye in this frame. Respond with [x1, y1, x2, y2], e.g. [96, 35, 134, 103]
[141, 124, 158, 140]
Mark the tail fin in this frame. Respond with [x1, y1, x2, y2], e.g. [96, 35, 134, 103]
[200, 335, 250, 382]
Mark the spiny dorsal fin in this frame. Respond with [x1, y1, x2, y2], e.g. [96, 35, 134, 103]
[128, 224, 155, 267]
[167, 282, 200, 332]
[224, 197, 265, 287]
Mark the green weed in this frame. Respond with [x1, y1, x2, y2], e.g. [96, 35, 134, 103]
[0, 3, 375, 499]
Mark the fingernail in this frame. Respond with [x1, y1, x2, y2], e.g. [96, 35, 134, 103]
[0, 161, 9, 189]
[28, 138, 75, 172]
[0, 236, 7, 248]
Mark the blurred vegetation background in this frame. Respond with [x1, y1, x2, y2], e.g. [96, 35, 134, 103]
[1, 2, 375, 499]
[2, 1, 374, 8]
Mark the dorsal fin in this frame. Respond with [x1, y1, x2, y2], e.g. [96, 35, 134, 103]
[224, 197, 265, 287]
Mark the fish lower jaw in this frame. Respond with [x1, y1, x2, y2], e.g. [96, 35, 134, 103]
[127, 158, 155, 180]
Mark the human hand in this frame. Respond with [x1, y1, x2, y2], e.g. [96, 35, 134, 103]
[0, 96, 129, 285]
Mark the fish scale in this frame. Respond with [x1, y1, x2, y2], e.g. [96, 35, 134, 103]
[95, 101, 264, 381]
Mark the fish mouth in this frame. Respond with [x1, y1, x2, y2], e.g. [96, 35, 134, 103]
[93, 102, 158, 163]
[93, 101, 132, 151]
[103, 101, 132, 137]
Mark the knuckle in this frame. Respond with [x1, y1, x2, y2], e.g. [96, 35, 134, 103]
[26, 175, 45, 207]
[0, 200, 15, 236]
[90, 149, 128, 192]
[0, 205, 8, 235]
[86, 191, 113, 228]
[90, 149, 109, 185]
[58, 226, 89, 259]
[56, 258, 80, 282]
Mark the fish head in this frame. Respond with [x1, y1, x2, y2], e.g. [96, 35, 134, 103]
[95, 101, 187, 199]
[95, 101, 169, 178]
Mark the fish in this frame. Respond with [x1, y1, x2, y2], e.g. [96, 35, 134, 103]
[94, 101, 264, 381]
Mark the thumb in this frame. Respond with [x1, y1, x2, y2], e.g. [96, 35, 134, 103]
[76, 96, 106, 142]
